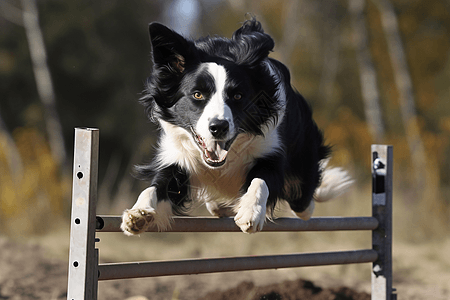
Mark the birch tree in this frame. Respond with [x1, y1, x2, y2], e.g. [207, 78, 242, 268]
[373, 0, 427, 189]
[0, 114, 23, 182]
[349, 0, 385, 143]
[21, 0, 67, 166]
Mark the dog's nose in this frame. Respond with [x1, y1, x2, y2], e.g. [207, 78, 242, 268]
[209, 118, 229, 138]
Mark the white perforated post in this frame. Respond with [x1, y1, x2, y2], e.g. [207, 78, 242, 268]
[371, 145, 396, 300]
[67, 128, 99, 300]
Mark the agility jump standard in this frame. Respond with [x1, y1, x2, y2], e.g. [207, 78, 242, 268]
[66, 127, 396, 300]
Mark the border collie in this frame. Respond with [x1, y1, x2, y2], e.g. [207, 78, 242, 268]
[120, 18, 353, 234]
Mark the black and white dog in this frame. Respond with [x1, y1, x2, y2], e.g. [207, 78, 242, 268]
[120, 18, 353, 234]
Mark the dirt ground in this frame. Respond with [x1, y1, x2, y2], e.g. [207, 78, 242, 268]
[0, 236, 448, 300]
[198, 280, 371, 300]
[0, 236, 369, 300]
[0, 236, 370, 300]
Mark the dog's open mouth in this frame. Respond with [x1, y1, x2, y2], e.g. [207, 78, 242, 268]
[191, 128, 234, 168]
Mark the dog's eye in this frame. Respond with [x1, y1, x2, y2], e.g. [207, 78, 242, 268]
[234, 93, 242, 100]
[193, 92, 204, 100]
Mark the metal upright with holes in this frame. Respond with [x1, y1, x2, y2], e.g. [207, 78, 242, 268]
[371, 145, 396, 300]
[67, 128, 99, 300]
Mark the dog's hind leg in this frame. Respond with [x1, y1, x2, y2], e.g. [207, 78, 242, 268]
[206, 201, 235, 218]
[295, 200, 315, 220]
[287, 160, 354, 221]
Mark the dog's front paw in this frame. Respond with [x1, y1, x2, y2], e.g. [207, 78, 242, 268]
[120, 208, 155, 236]
[120, 187, 173, 236]
[234, 204, 265, 233]
[234, 178, 269, 233]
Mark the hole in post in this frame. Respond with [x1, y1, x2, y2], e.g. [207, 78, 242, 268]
[75, 218, 80, 225]
[96, 216, 104, 230]
[77, 172, 83, 179]
[73, 261, 79, 268]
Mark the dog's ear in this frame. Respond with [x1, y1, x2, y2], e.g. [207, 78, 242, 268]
[149, 22, 196, 74]
[231, 18, 274, 66]
[233, 17, 265, 36]
[147, 23, 198, 108]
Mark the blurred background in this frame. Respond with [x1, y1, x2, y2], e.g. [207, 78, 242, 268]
[0, 0, 449, 298]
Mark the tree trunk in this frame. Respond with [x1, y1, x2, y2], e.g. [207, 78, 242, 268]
[349, 0, 385, 143]
[0, 114, 23, 182]
[21, 0, 67, 166]
[373, 0, 427, 189]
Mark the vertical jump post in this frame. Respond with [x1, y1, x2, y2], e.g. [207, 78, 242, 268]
[371, 145, 396, 300]
[67, 128, 99, 300]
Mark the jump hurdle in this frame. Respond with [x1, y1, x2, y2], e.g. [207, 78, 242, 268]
[67, 127, 396, 300]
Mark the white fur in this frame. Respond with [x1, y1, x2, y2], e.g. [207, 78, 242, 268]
[156, 120, 201, 173]
[121, 186, 173, 235]
[191, 127, 284, 206]
[147, 117, 281, 209]
[315, 158, 354, 202]
[234, 178, 269, 233]
[190, 134, 268, 201]
[195, 63, 235, 142]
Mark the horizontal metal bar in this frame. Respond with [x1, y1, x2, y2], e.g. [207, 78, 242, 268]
[98, 249, 377, 280]
[96, 216, 379, 233]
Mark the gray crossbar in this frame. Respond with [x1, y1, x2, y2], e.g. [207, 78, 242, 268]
[98, 249, 378, 280]
[96, 215, 379, 232]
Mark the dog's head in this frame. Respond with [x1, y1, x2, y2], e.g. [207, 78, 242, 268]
[142, 19, 280, 168]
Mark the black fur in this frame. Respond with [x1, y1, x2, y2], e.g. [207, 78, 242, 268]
[136, 18, 331, 216]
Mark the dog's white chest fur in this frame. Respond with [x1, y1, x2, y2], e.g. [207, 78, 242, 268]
[189, 135, 256, 203]
[157, 120, 281, 204]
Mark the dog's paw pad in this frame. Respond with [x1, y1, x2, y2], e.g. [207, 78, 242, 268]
[234, 208, 264, 234]
[121, 208, 155, 235]
[234, 179, 268, 234]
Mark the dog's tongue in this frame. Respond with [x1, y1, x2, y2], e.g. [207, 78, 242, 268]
[205, 141, 228, 161]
